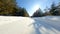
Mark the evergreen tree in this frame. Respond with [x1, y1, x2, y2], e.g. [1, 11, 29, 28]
[49, 2, 60, 16]
[49, 2, 57, 15]
[32, 8, 43, 17]
[44, 7, 51, 16]
[22, 8, 29, 17]
[54, 2, 60, 15]
[0, 0, 29, 17]
[0, 0, 17, 15]
[14, 7, 29, 17]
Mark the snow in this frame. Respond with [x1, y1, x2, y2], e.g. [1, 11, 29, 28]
[0, 16, 60, 34]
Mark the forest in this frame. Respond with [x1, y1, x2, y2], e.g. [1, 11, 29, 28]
[0, 0, 60, 17]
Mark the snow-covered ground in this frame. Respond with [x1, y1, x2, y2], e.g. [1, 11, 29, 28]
[0, 16, 60, 34]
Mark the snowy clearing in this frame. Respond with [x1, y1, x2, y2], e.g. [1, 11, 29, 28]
[0, 16, 60, 34]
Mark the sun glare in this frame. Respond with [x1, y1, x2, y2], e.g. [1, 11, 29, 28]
[33, 4, 40, 11]
[30, 4, 40, 16]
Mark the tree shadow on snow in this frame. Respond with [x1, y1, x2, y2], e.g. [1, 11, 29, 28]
[29, 18, 60, 34]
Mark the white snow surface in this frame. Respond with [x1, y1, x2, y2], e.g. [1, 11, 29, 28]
[0, 16, 60, 34]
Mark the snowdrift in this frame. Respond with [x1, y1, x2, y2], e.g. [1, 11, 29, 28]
[0, 16, 60, 34]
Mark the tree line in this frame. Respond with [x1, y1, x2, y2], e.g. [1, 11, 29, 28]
[0, 0, 29, 17]
[0, 0, 60, 17]
[32, 2, 60, 17]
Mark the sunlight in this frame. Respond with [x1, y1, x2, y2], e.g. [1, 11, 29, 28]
[29, 4, 40, 16]
[32, 4, 40, 12]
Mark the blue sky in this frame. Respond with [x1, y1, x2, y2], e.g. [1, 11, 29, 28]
[16, 0, 60, 16]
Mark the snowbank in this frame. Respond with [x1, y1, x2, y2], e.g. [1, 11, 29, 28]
[0, 16, 60, 34]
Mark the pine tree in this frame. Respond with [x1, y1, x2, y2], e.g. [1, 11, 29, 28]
[0, 0, 29, 16]
[14, 7, 29, 17]
[49, 2, 57, 15]
[0, 0, 17, 15]
[49, 2, 60, 16]
[32, 8, 43, 17]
